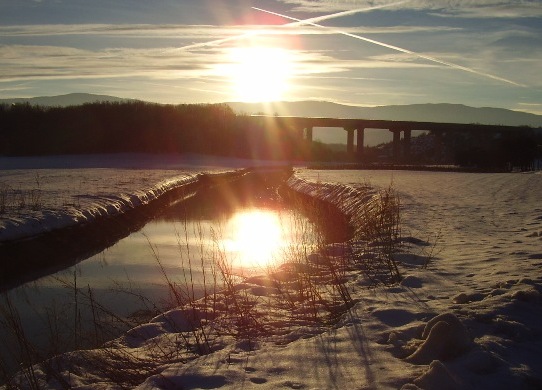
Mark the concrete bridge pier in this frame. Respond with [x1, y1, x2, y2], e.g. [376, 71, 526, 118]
[403, 129, 411, 159]
[345, 127, 355, 155]
[305, 126, 313, 142]
[433, 130, 444, 162]
[357, 128, 365, 160]
[298, 126, 313, 141]
[390, 128, 412, 161]
[392, 130, 401, 161]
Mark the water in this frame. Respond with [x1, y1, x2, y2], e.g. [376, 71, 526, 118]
[0, 175, 321, 375]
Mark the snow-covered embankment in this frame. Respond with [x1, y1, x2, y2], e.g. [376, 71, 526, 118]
[0, 174, 199, 243]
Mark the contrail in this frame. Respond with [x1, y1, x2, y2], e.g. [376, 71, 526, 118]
[285, 2, 407, 26]
[167, 2, 406, 52]
[253, 7, 524, 87]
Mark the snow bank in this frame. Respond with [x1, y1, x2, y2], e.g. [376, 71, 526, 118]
[0, 173, 199, 242]
[0, 153, 294, 242]
[286, 175, 376, 218]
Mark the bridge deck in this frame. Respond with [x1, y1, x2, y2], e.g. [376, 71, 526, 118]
[247, 115, 532, 133]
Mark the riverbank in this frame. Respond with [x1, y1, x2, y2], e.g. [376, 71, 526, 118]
[0, 153, 292, 243]
[0, 167, 298, 291]
[0, 154, 295, 290]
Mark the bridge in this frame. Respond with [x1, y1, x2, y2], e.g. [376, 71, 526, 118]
[245, 115, 533, 160]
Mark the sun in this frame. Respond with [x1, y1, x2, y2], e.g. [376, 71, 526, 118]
[226, 46, 293, 102]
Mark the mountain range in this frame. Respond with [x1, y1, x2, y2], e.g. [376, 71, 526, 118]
[2, 93, 541, 146]
[226, 101, 542, 127]
[0, 93, 131, 107]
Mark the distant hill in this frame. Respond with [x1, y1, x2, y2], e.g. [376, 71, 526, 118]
[2, 94, 540, 147]
[4, 94, 539, 127]
[0, 93, 134, 107]
[226, 101, 542, 128]
[227, 101, 542, 146]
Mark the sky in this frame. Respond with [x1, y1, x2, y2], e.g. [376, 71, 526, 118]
[1, 0, 541, 114]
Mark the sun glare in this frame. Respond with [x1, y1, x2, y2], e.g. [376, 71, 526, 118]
[224, 210, 283, 268]
[226, 46, 293, 102]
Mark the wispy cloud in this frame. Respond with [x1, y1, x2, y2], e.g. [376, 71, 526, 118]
[0, 44, 214, 82]
[0, 83, 32, 93]
[256, 6, 525, 86]
[0, 24, 250, 38]
[426, 1, 542, 19]
[0, 23, 460, 40]
[0, 43, 348, 84]
[327, 58, 439, 70]
[279, 0, 542, 18]
[277, 0, 402, 13]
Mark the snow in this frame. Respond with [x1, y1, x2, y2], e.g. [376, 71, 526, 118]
[0, 153, 288, 242]
[0, 170, 200, 241]
[2, 162, 542, 389]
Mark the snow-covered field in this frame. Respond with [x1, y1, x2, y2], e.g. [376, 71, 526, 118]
[293, 169, 542, 389]
[2, 157, 542, 389]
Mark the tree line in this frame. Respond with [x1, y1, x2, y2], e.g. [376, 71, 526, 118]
[1, 101, 539, 168]
[448, 130, 540, 170]
[383, 130, 541, 170]
[0, 101, 325, 160]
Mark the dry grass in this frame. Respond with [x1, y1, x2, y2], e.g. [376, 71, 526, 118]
[0, 174, 43, 215]
[351, 185, 402, 284]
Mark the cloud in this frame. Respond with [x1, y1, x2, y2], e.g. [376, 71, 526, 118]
[0, 83, 32, 93]
[0, 22, 461, 42]
[1, 1, 539, 109]
[278, 0, 542, 18]
[0, 24, 251, 38]
[258, 6, 528, 86]
[0, 42, 351, 86]
[430, 1, 542, 18]
[0, 44, 218, 82]
[276, 0, 395, 13]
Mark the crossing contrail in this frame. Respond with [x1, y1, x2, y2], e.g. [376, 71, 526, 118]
[252, 7, 524, 87]
[168, 2, 406, 52]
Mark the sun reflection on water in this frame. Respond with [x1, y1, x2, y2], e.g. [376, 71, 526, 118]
[222, 209, 287, 269]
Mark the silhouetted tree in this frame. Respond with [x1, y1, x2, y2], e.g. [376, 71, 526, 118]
[0, 102, 304, 160]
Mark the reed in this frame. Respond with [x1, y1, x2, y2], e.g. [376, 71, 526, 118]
[0, 174, 43, 215]
[351, 184, 402, 284]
